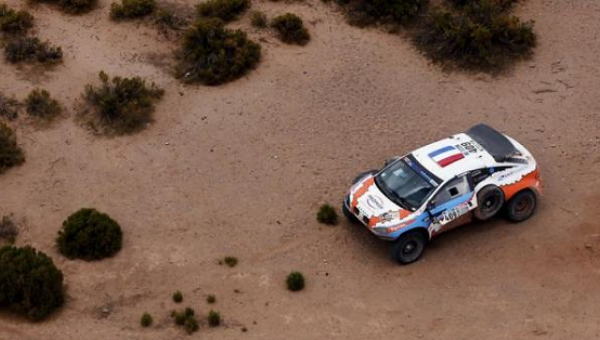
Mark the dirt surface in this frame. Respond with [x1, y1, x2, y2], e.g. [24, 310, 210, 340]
[1, 0, 600, 339]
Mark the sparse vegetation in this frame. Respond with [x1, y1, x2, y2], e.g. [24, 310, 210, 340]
[206, 294, 216, 304]
[223, 256, 238, 267]
[171, 307, 199, 334]
[141, 312, 153, 327]
[286, 271, 305, 291]
[0, 122, 24, 174]
[29, 0, 98, 14]
[250, 10, 267, 28]
[110, 0, 156, 20]
[334, 0, 426, 27]
[414, 0, 535, 69]
[0, 93, 20, 120]
[0, 245, 64, 321]
[176, 18, 261, 85]
[57, 208, 123, 260]
[25, 89, 61, 119]
[270, 13, 310, 45]
[208, 310, 221, 327]
[3, 36, 63, 64]
[0, 215, 18, 243]
[82, 71, 164, 134]
[317, 204, 338, 225]
[0, 5, 34, 35]
[448, 0, 517, 10]
[184, 315, 199, 334]
[173, 290, 183, 303]
[196, 0, 249, 22]
[153, 8, 188, 31]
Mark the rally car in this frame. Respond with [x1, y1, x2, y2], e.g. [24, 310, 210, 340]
[343, 124, 542, 265]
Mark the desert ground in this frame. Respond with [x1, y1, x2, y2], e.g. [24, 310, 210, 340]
[1, 0, 600, 339]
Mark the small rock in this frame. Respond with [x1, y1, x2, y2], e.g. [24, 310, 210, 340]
[585, 243, 593, 249]
[165, 142, 169, 145]
[101, 305, 111, 317]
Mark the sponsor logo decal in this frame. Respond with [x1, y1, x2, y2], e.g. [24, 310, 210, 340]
[366, 195, 384, 210]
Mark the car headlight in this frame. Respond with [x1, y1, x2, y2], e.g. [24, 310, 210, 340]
[373, 226, 391, 234]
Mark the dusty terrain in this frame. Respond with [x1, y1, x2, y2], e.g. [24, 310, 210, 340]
[1, 0, 600, 339]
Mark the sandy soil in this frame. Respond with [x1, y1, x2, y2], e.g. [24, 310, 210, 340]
[1, 0, 600, 339]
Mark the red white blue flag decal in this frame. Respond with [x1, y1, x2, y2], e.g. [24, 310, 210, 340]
[428, 146, 465, 167]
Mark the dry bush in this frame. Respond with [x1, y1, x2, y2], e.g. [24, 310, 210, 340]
[0, 4, 34, 35]
[414, 0, 535, 70]
[29, 0, 98, 14]
[25, 89, 61, 119]
[110, 0, 156, 20]
[334, 0, 426, 27]
[3, 36, 63, 64]
[0, 122, 24, 173]
[0, 215, 18, 243]
[270, 13, 310, 45]
[82, 71, 164, 134]
[175, 18, 261, 85]
[250, 11, 267, 28]
[196, 0, 249, 22]
[0, 93, 21, 120]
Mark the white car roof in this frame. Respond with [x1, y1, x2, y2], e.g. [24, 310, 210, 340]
[412, 133, 499, 182]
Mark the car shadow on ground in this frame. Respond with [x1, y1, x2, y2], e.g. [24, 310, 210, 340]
[343, 215, 521, 266]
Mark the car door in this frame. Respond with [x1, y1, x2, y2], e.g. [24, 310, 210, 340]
[427, 175, 476, 236]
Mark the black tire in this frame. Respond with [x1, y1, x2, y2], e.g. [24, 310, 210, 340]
[342, 198, 358, 223]
[391, 230, 428, 265]
[352, 169, 378, 185]
[506, 190, 537, 222]
[474, 185, 505, 221]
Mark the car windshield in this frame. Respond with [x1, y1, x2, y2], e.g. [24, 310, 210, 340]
[375, 159, 436, 210]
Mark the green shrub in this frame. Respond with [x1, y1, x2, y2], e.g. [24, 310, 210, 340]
[0, 5, 34, 35]
[206, 294, 216, 304]
[30, 0, 98, 14]
[83, 71, 164, 134]
[223, 256, 238, 267]
[414, 1, 535, 69]
[184, 315, 199, 334]
[0, 245, 64, 321]
[176, 18, 261, 85]
[270, 13, 310, 45]
[25, 89, 61, 119]
[196, 0, 249, 22]
[208, 310, 221, 327]
[57, 208, 123, 260]
[173, 310, 186, 325]
[286, 271, 305, 291]
[171, 307, 199, 333]
[317, 204, 338, 225]
[0, 122, 24, 174]
[250, 10, 267, 28]
[0, 93, 20, 120]
[141, 312, 153, 327]
[448, 0, 517, 10]
[0, 215, 18, 243]
[110, 0, 156, 20]
[153, 8, 188, 30]
[173, 290, 183, 303]
[335, 0, 426, 27]
[3, 36, 63, 64]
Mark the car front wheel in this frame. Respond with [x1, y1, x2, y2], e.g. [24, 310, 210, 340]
[391, 231, 428, 265]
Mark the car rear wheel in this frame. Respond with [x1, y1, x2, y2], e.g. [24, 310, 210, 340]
[506, 190, 537, 222]
[474, 185, 505, 221]
[391, 231, 428, 265]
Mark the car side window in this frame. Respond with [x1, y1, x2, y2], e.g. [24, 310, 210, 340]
[433, 176, 471, 206]
[470, 168, 490, 185]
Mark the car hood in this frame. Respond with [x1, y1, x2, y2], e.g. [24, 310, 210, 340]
[349, 176, 412, 228]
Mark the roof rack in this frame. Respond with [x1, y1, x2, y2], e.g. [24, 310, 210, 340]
[465, 124, 517, 162]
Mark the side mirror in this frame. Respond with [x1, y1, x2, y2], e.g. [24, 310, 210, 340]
[427, 200, 436, 211]
[384, 157, 400, 167]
